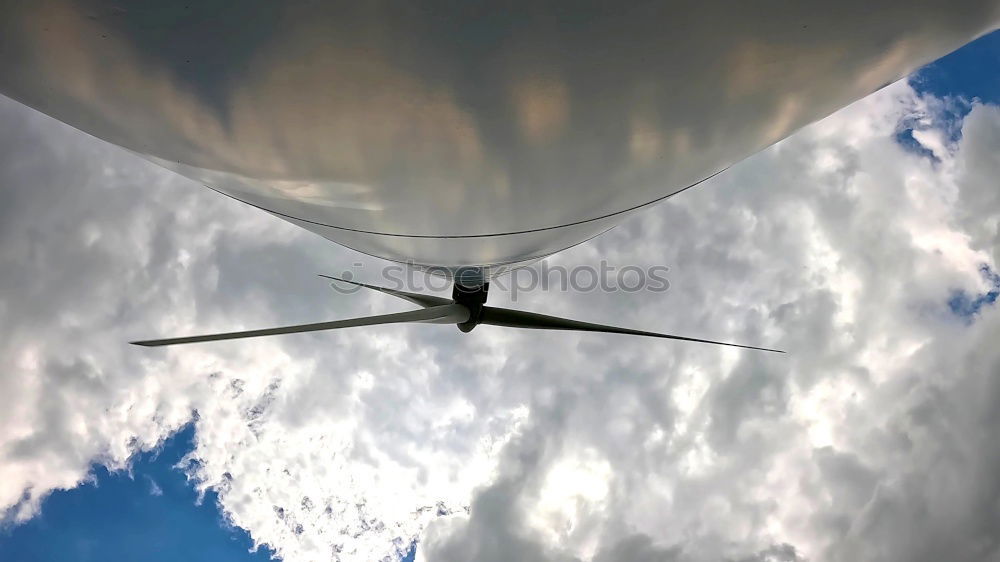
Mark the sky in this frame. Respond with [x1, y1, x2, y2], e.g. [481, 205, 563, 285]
[0, 27, 999, 562]
[0, 424, 276, 562]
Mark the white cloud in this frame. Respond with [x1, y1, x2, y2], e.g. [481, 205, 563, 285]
[146, 475, 164, 497]
[2, 77, 1000, 562]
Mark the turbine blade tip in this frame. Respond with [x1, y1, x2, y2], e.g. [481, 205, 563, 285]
[319, 273, 360, 286]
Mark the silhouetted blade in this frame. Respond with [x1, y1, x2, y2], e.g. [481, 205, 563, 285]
[479, 306, 783, 353]
[318, 274, 453, 308]
[132, 304, 469, 347]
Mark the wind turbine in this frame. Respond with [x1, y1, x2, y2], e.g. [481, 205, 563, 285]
[2, 1, 997, 352]
[131, 273, 782, 352]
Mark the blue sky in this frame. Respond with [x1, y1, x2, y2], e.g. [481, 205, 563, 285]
[911, 29, 1000, 105]
[909, 30, 1000, 322]
[950, 264, 1000, 319]
[897, 30, 1000, 156]
[0, 425, 277, 562]
[0, 27, 997, 562]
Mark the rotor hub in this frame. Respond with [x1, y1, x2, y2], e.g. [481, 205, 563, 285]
[453, 281, 489, 333]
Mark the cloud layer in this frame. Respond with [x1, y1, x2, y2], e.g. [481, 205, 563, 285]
[2, 79, 1000, 562]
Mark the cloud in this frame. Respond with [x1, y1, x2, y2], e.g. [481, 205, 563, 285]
[145, 475, 163, 497]
[2, 78, 1000, 562]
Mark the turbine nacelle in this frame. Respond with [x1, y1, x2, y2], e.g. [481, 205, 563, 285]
[452, 281, 489, 333]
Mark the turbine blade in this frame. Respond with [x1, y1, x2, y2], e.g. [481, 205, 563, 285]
[319, 274, 452, 308]
[479, 306, 783, 353]
[131, 304, 469, 347]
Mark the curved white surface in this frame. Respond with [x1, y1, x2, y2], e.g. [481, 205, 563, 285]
[1, 1, 997, 271]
